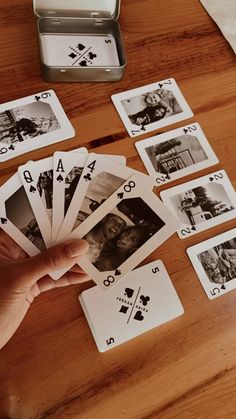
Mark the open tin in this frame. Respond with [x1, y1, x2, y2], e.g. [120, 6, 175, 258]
[33, 0, 127, 82]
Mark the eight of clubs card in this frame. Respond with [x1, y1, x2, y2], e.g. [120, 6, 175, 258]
[63, 174, 179, 288]
[187, 228, 236, 299]
[160, 170, 236, 239]
[79, 260, 184, 352]
[112, 78, 193, 137]
[135, 123, 218, 186]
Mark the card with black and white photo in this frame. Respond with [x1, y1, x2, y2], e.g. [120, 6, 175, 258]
[57, 153, 153, 243]
[41, 34, 120, 68]
[0, 90, 75, 162]
[135, 123, 219, 185]
[60, 174, 179, 289]
[160, 170, 236, 239]
[187, 228, 236, 299]
[52, 150, 89, 242]
[111, 78, 193, 138]
[79, 260, 184, 352]
[18, 157, 54, 247]
[0, 173, 46, 257]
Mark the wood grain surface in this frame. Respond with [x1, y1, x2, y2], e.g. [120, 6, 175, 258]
[0, 0, 236, 418]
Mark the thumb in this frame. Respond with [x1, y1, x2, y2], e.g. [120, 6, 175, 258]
[16, 239, 89, 288]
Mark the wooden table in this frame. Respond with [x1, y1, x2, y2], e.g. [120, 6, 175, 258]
[0, 0, 236, 417]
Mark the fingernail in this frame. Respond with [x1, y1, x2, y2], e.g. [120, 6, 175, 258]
[66, 240, 89, 258]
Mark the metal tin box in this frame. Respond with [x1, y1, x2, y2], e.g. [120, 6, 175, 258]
[33, 0, 127, 82]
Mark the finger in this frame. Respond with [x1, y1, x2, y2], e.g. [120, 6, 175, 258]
[35, 272, 91, 293]
[69, 264, 86, 274]
[15, 239, 89, 289]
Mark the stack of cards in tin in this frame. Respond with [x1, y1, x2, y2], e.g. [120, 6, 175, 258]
[0, 149, 180, 289]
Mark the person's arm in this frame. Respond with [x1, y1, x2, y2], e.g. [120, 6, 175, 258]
[0, 229, 90, 350]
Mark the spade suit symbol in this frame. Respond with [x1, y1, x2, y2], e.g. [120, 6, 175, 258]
[57, 174, 63, 182]
[124, 287, 134, 298]
[29, 185, 36, 193]
[134, 310, 144, 321]
[78, 43, 85, 51]
[115, 269, 121, 276]
[117, 192, 124, 200]
[0, 218, 7, 225]
[221, 284, 226, 290]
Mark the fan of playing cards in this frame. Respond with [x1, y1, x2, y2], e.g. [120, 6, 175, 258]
[1, 78, 236, 352]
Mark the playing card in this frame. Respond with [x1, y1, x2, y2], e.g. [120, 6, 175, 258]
[135, 123, 219, 185]
[18, 157, 54, 247]
[41, 34, 120, 67]
[0, 90, 75, 162]
[55, 174, 179, 287]
[112, 78, 193, 137]
[79, 260, 184, 352]
[57, 153, 154, 243]
[187, 228, 236, 299]
[160, 170, 236, 239]
[0, 173, 46, 256]
[52, 151, 89, 242]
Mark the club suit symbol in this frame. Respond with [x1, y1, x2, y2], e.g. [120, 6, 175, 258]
[83, 173, 91, 181]
[88, 52, 97, 60]
[140, 295, 150, 306]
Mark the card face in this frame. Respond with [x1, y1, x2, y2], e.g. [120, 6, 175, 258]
[187, 228, 236, 299]
[57, 153, 153, 243]
[52, 151, 88, 242]
[160, 170, 236, 239]
[135, 123, 219, 185]
[0, 173, 46, 255]
[79, 260, 184, 352]
[61, 174, 179, 288]
[112, 78, 193, 137]
[41, 34, 120, 67]
[0, 90, 75, 162]
[18, 158, 54, 247]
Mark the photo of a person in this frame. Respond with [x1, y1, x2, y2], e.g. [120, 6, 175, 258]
[121, 88, 182, 127]
[95, 225, 149, 271]
[64, 166, 83, 215]
[83, 213, 127, 263]
[0, 102, 60, 145]
[84, 197, 165, 271]
[198, 238, 236, 284]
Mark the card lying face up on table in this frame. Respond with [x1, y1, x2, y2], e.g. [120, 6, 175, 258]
[0, 90, 74, 162]
[187, 228, 236, 300]
[112, 78, 193, 137]
[54, 174, 180, 288]
[160, 170, 236, 239]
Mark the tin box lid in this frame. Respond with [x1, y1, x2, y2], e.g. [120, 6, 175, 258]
[33, 0, 121, 20]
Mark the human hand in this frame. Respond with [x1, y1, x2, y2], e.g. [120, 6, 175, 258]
[0, 229, 90, 350]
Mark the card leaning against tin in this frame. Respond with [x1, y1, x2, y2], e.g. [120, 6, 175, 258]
[112, 78, 193, 137]
[0, 90, 75, 162]
[79, 260, 184, 352]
